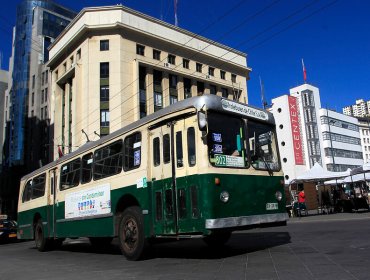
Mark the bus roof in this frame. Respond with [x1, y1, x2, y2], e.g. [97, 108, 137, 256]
[21, 95, 274, 181]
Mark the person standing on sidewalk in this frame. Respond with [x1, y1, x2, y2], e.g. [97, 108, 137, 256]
[298, 189, 306, 216]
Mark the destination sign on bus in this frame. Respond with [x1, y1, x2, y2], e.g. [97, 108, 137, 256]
[221, 99, 268, 121]
[214, 154, 244, 168]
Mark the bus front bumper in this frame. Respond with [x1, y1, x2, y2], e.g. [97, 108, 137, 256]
[205, 213, 289, 229]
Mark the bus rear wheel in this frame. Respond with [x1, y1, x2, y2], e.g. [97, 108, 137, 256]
[203, 231, 231, 247]
[34, 219, 52, 252]
[118, 206, 146, 260]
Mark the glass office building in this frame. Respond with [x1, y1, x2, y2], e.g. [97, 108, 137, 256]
[6, 0, 76, 167]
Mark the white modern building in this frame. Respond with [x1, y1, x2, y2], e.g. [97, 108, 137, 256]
[319, 108, 363, 171]
[271, 83, 363, 183]
[358, 117, 370, 163]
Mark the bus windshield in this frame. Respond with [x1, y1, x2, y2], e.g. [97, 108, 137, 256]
[247, 121, 280, 171]
[208, 112, 248, 168]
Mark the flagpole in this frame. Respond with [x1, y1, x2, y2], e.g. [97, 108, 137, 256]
[301, 58, 307, 83]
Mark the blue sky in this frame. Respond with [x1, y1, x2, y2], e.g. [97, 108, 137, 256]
[0, 0, 369, 110]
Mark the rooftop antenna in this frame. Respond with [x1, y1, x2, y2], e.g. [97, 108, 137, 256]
[259, 76, 268, 109]
[81, 129, 90, 143]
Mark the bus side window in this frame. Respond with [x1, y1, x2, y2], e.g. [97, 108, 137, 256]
[22, 174, 46, 202]
[153, 137, 160, 166]
[94, 140, 123, 180]
[187, 127, 196, 167]
[81, 153, 93, 184]
[60, 159, 81, 190]
[22, 181, 32, 202]
[176, 131, 183, 167]
[163, 134, 170, 164]
[32, 174, 46, 199]
[123, 132, 142, 171]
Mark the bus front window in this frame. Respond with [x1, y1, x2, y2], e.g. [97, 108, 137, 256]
[248, 121, 280, 171]
[207, 113, 248, 168]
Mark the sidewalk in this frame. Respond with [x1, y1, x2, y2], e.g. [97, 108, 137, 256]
[288, 209, 370, 223]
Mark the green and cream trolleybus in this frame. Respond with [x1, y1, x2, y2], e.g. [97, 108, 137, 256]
[17, 95, 288, 260]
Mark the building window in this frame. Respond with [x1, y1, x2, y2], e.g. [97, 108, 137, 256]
[184, 78, 192, 99]
[220, 70, 226, 80]
[139, 66, 147, 118]
[136, 44, 145, 56]
[44, 106, 47, 119]
[168, 54, 176, 65]
[63, 62, 67, 72]
[45, 70, 48, 84]
[100, 86, 109, 101]
[183, 59, 189, 69]
[221, 88, 228, 98]
[196, 63, 202, 73]
[100, 40, 109, 51]
[32, 75, 35, 89]
[41, 72, 45, 85]
[197, 81, 204, 96]
[231, 74, 237, 83]
[100, 62, 109, 78]
[77, 49, 81, 60]
[45, 88, 48, 102]
[210, 85, 217, 95]
[41, 90, 44, 103]
[100, 109, 110, 127]
[153, 70, 163, 112]
[153, 49, 161, 60]
[31, 92, 34, 106]
[169, 74, 178, 105]
[208, 67, 215, 76]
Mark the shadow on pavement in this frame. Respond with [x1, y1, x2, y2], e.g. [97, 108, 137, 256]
[46, 231, 291, 260]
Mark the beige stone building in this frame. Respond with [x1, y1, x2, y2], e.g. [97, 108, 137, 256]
[47, 5, 251, 158]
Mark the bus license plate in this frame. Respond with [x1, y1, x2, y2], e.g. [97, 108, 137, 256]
[266, 203, 278, 210]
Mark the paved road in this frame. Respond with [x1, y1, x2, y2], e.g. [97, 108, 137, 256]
[2, 212, 370, 280]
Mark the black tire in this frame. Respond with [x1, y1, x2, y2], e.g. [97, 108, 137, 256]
[118, 206, 146, 261]
[34, 220, 52, 252]
[203, 231, 231, 247]
[89, 237, 113, 248]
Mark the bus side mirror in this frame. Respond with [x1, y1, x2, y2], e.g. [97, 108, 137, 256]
[198, 111, 208, 131]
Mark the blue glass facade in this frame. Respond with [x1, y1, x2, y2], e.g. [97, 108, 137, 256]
[7, 0, 76, 167]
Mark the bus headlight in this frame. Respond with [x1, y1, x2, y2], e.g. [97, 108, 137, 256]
[275, 191, 283, 201]
[220, 191, 230, 203]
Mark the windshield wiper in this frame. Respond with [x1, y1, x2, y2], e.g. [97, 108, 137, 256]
[260, 153, 273, 177]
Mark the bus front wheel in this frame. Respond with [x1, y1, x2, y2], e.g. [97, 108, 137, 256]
[118, 206, 146, 260]
[34, 219, 52, 252]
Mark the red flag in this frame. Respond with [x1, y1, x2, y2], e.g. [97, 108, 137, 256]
[302, 58, 307, 82]
[58, 146, 63, 158]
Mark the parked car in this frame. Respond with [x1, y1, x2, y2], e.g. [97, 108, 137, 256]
[0, 218, 17, 243]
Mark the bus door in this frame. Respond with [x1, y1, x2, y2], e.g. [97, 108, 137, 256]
[48, 168, 57, 238]
[173, 118, 197, 234]
[150, 122, 178, 235]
